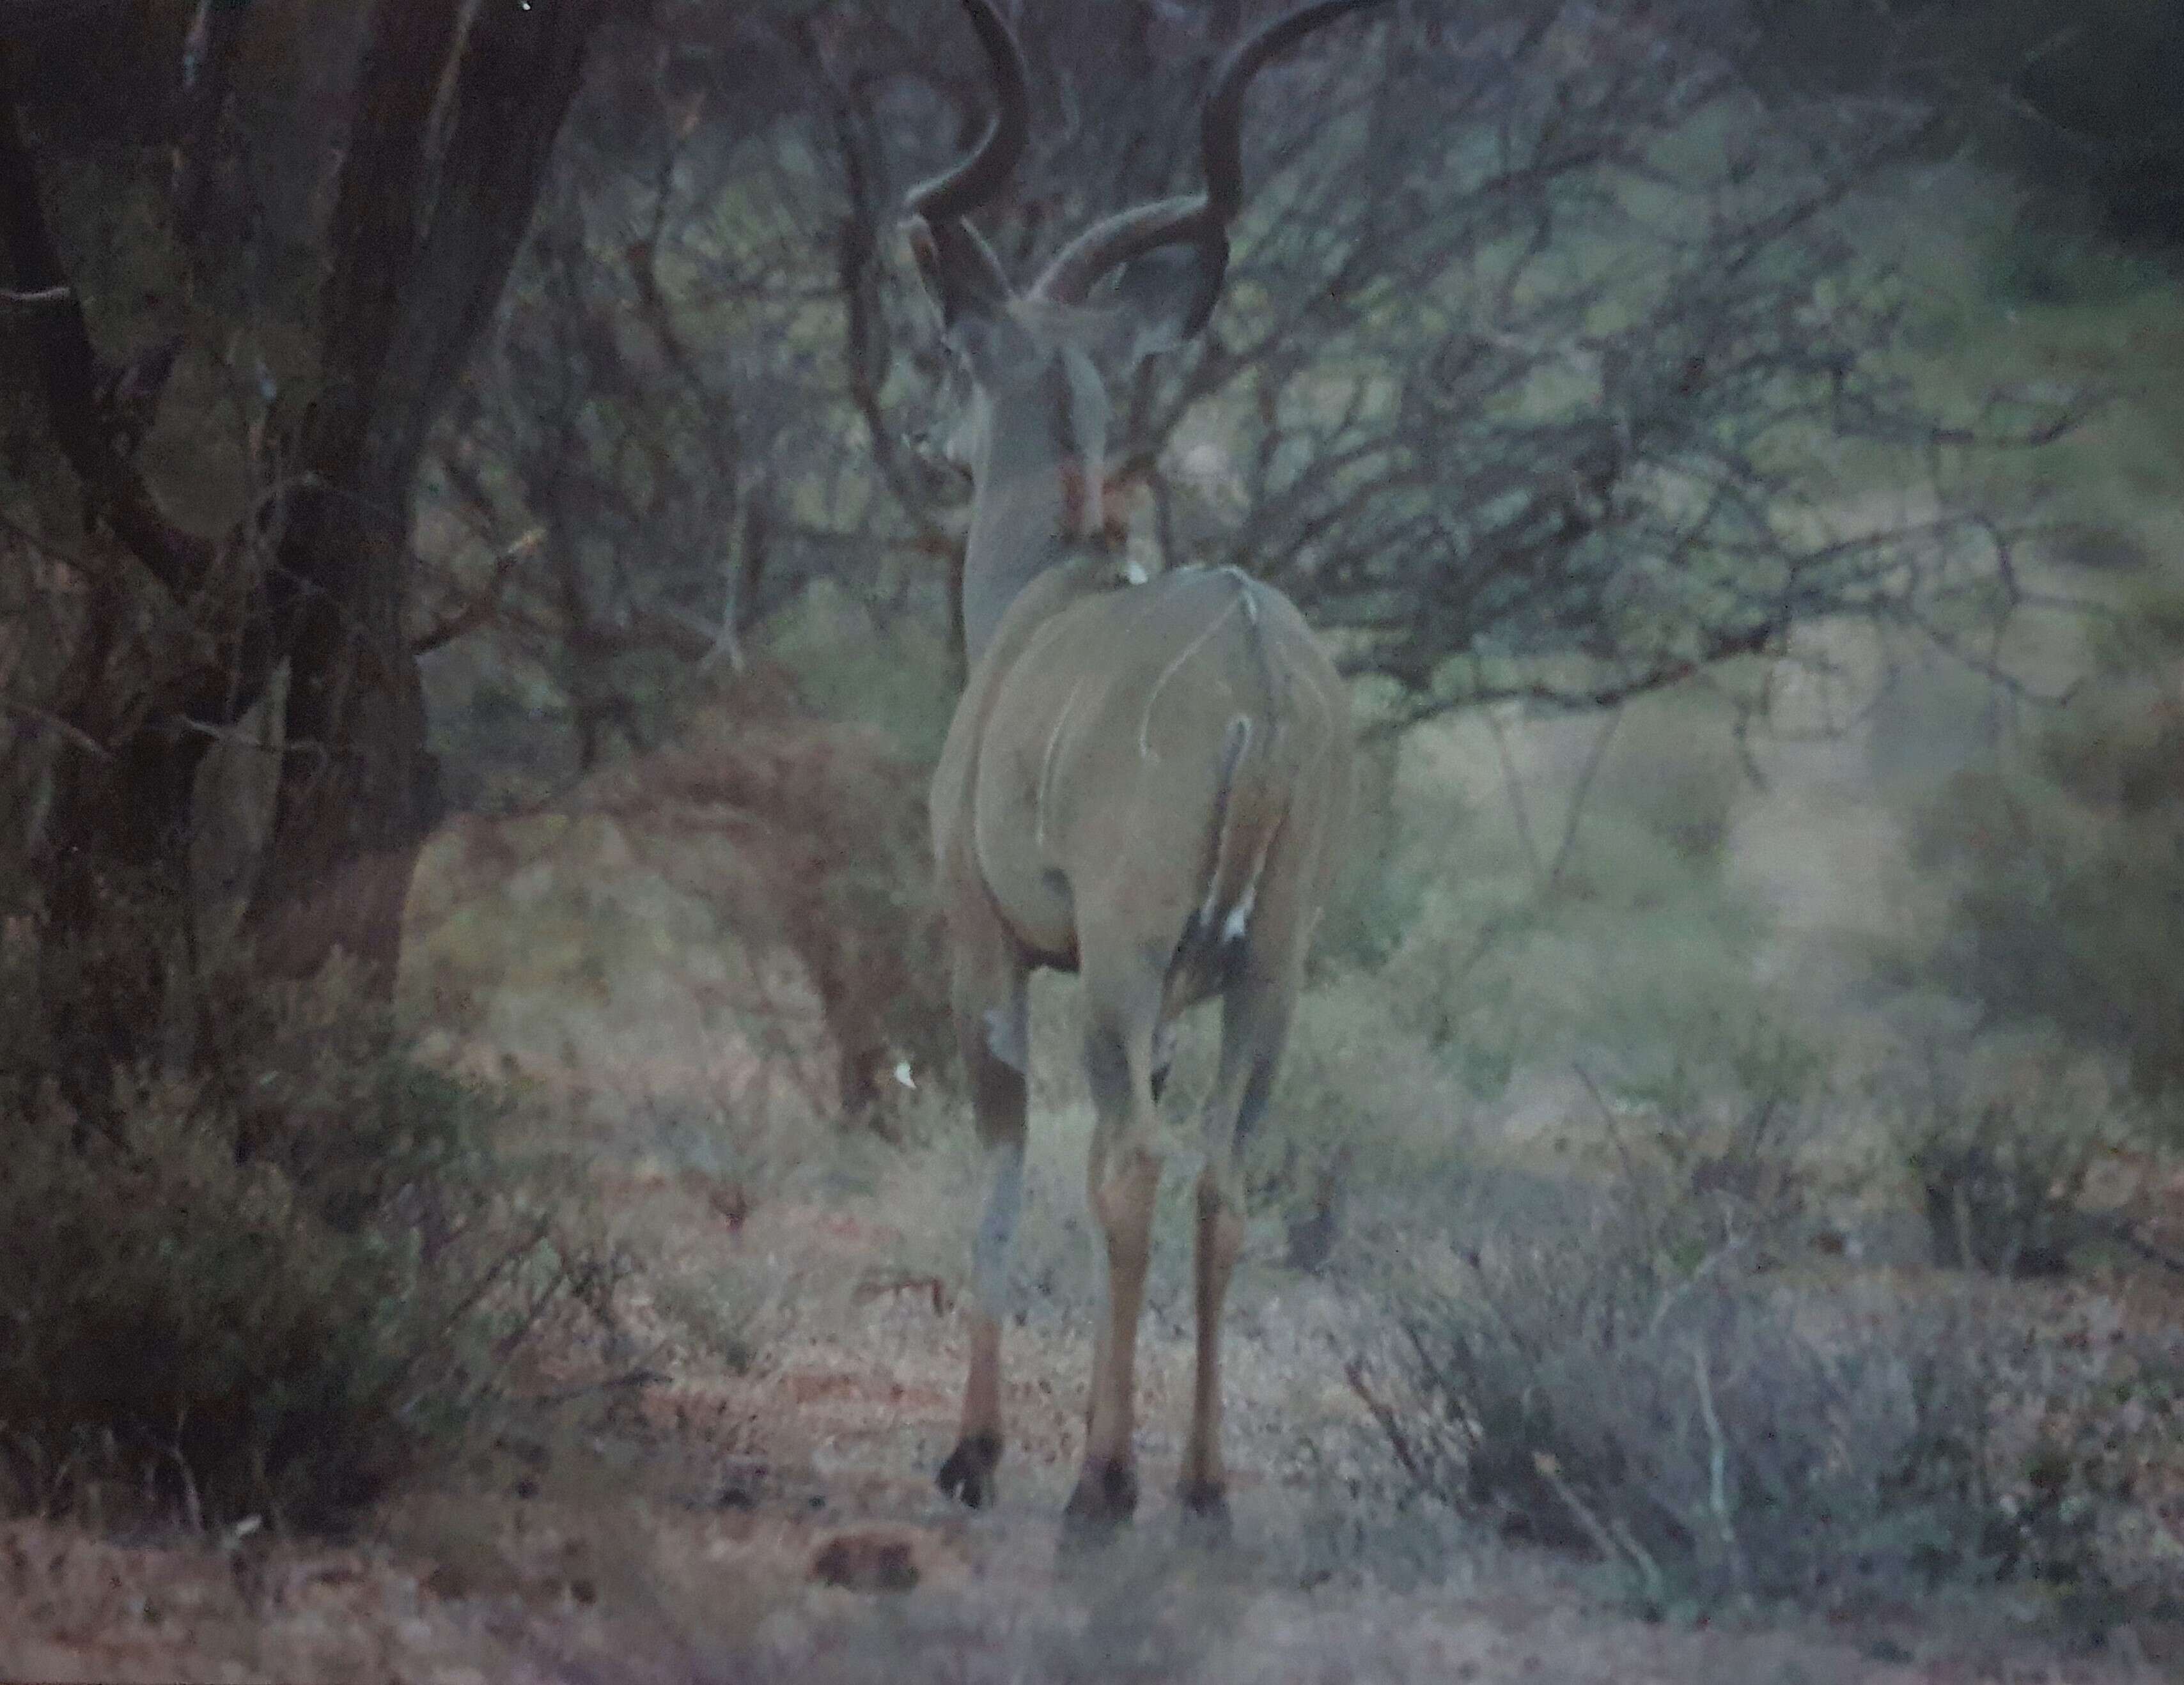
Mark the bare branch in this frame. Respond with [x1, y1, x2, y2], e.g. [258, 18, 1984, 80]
[412, 528, 542, 653]
[0, 45, 218, 598]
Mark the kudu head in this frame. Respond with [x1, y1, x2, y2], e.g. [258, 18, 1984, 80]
[903, 0, 1389, 665]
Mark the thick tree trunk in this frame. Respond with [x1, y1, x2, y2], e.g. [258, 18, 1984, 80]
[246, 0, 616, 988]
[7, 0, 614, 1090]
[36, 717, 205, 1115]
[168, 0, 253, 249]
[2, 45, 222, 1107]
[243, 492, 435, 990]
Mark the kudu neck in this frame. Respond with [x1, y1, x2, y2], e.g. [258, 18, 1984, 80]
[962, 478, 1072, 666]
[960, 449, 1126, 669]
[957, 336, 1131, 667]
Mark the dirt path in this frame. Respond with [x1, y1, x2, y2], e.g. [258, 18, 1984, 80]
[3, 1199, 2170, 1684]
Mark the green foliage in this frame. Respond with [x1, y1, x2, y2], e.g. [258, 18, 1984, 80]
[1586, 697, 1745, 870]
[1607, 1013, 1833, 1231]
[0, 956, 591, 1531]
[1886, 1032, 2132, 1277]
[1261, 699, 1782, 1260]
[1312, 734, 1417, 974]
[1378, 807, 1768, 1101]
[1903, 574, 2184, 1110]
[1983, 194, 2175, 312]
[758, 582, 960, 766]
[1245, 964, 1470, 1250]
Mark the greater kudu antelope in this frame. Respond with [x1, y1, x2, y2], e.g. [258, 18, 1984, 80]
[907, 0, 1376, 1538]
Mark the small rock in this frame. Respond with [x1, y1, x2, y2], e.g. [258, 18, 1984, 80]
[809, 1532, 919, 1594]
[716, 1456, 768, 1509]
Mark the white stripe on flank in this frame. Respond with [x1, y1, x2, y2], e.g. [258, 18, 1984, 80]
[1139, 592, 1244, 760]
[1013, 610, 1077, 672]
[1017, 583, 1168, 847]
[1036, 673, 1090, 850]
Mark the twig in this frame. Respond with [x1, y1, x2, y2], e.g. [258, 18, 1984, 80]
[173, 712, 292, 754]
[1605, 1513, 1670, 1611]
[1689, 1337, 1749, 1604]
[1574, 1062, 1663, 1257]
[2084, 1213, 2184, 1278]
[166, 1407, 205, 1537]
[389, 1216, 556, 1415]
[527, 1367, 667, 1409]
[1645, 1234, 1751, 1340]
[0, 69, 217, 596]
[1343, 1358, 1429, 1491]
[1483, 705, 1545, 885]
[1545, 704, 1624, 893]
[411, 526, 542, 653]
[1449, 1246, 1552, 1378]
[853, 1272, 953, 1316]
[490, 1248, 573, 1367]
[1532, 1450, 1667, 1608]
[0, 695, 110, 758]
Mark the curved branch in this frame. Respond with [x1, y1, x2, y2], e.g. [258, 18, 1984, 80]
[0, 45, 216, 598]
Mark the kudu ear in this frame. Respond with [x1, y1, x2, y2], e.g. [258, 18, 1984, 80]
[907, 215, 1013, 331]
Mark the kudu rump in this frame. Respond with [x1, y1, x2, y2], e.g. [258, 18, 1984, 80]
[908, 0, 1378, 1537]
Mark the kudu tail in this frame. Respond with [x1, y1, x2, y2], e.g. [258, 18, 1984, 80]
[1198, 711, 1286, 948]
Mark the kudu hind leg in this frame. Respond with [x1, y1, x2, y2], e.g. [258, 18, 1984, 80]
[1151, 1020, 1178, 1107]
[1065, 958, 1166, 1535]
[1181, 958, 1299, 1541]
[936, 943, 1029, 1510]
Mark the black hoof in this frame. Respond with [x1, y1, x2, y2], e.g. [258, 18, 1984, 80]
[1060, 1457, 1138, 1547]
[1178, 1480, 1233, 1548]
[936, 1432, 1001, 1509]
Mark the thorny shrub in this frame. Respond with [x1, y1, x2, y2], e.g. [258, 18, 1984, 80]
[0, 951, 609, 1532]
[1348, 1046, 2174, 1620]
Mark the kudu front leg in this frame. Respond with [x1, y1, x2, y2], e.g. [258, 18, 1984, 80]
[936, 943, 1029, 1511]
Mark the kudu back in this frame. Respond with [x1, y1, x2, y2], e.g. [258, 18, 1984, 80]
[907, 0, 1378, 1539]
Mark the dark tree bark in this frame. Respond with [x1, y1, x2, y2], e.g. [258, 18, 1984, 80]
[1, 43, 224, 1111]
[3, 0, 616, 1116]
[246, 0, 619, 988]
[168, 0, 253, 249]
[0, 64, 215, 600]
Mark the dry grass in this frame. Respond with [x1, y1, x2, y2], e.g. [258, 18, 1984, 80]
[6, 1153, 2176, 1682]
[1336, 1018, 2184, 1628]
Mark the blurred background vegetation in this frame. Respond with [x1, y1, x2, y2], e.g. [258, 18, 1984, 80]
[1, 0, 2181, 1643]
